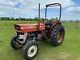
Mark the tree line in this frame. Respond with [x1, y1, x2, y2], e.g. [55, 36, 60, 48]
[0, 17, 45, 21]
[0, 17, 59, 21]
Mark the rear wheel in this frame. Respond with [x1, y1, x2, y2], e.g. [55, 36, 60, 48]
[23, 39, 38, 60]
[50, 25, 65, 46]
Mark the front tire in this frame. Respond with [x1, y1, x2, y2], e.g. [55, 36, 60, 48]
[23, 39, 38, 60]
[10, 36, 21, 49]
[50, 25, 65, 46]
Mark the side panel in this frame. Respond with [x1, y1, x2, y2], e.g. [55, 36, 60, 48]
[20, 25, 37, 32]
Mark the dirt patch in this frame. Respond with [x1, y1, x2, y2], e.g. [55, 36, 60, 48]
[77, 57, 80, 60]
[56, 52, 70, 60]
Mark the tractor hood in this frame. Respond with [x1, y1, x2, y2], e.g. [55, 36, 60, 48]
[14, 23, 45, 32]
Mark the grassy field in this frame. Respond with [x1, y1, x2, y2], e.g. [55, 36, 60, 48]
[0, 21, 80, 60]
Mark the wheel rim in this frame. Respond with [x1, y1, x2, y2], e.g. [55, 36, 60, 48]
[28, 45, 38, 58]
[57, 31, 64, 43]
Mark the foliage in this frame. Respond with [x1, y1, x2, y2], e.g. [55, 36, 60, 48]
[0, 17, 42, 21]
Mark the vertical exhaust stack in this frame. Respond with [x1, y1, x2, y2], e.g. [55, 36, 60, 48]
[37, 3, 41, 31]
[38, 3, 40, 20]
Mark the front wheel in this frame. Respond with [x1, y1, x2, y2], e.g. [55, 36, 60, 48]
[10, 36, 21, 49]
[23, 39, 38, 60]
[50, 25, 65, 46]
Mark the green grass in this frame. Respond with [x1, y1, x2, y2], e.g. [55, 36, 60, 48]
[0, 21, 80, 60]
[0, 21, 37, 26]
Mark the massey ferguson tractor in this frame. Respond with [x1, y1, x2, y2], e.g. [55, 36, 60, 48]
[10, 3, 65, 60]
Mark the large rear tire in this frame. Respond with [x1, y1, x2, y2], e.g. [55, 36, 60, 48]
[23, 39, 38, 60]
[50, 25, 65, 46]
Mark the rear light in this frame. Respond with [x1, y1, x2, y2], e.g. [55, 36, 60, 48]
[14, 25, 21, 30]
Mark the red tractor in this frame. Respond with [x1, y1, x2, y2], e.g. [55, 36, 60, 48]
[10, 3, 65, 60]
